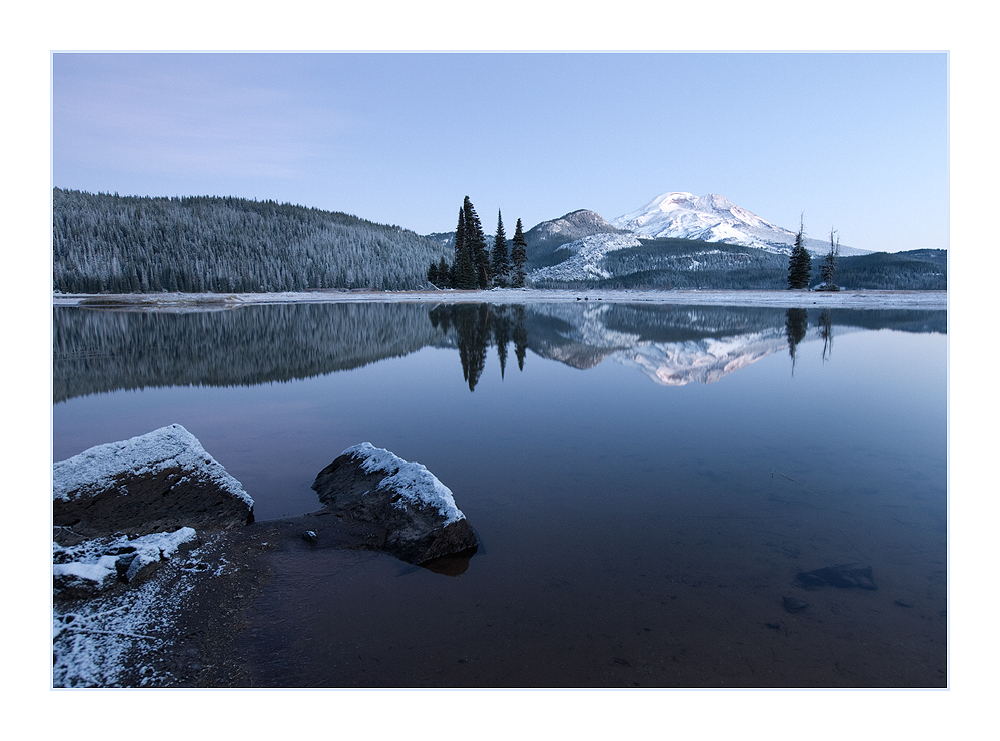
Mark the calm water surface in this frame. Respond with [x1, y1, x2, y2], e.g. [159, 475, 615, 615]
[52, 301, 947, 687]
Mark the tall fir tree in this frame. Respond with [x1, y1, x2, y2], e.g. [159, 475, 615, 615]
[511, 218, 528, 288]
[454, 205, 476, 289]
[787, 215, 812, 289]
[462, 196, 490, 289]
[491, 210, 510, 287]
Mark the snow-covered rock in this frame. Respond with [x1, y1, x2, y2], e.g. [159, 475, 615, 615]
[611, 191, 870, 257]
[53, 424, 254, 538]
[53, 527, 199, 599]
[311, 443, 478, 564]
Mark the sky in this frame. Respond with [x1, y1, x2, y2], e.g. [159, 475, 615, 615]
[52, 52, 948, 253]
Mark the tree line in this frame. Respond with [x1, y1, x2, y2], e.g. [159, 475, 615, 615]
[52, 188, 452, 293]
[426, 196, 528, 289]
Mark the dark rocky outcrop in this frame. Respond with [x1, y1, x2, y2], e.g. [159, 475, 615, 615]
[53, 424, 254, 539]
[311, 443, 478, 565]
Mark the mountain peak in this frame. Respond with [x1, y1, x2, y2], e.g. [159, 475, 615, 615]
[612, 191, 867, 256]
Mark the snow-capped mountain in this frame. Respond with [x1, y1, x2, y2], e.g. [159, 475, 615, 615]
[611, 192, 870, 257]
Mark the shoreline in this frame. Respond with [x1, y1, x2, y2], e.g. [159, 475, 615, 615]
[52, 288, 948, 310]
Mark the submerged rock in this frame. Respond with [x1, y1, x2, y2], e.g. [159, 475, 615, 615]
[53, 424, 254, 539]
[795, 564, 877, 591]
[311, 443, 478, 565]
[782, 596, 809, 614]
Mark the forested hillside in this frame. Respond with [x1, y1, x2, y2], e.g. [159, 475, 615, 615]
[529, 237, 947, 291]
[830, 249, 947, 290]
[52, 188, 452, 293]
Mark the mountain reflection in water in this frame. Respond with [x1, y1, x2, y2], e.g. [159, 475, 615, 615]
[53, 302, 946, 401]
[51, 299, 948, 687]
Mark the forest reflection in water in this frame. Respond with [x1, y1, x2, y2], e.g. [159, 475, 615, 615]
[53, 301, 946, 400]
[51, 299, 947, 687]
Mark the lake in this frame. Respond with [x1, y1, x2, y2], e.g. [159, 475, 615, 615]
[52, 299, 947, 687]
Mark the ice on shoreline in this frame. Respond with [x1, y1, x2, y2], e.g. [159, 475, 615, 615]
[51, 288, 947, 311]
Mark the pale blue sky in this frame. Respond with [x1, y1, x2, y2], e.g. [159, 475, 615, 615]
[53, 52, 947, 252]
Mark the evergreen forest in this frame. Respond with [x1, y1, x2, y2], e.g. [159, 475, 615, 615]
[530, 237, 947, 291]
[53, 188, 452, 293]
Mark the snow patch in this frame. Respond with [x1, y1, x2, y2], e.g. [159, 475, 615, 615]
[529, 233, 642, 282]
[52, 532, 220, 687]
[53, 423, 253, 509]
[343, 443, 465, 525]
[54, 528, 198, 587]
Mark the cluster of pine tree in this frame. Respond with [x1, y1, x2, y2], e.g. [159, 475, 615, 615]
[52, 188, 452, 293]
[427, 196, 528, 289]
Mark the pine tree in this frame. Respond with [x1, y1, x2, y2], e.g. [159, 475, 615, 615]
[462, 196, 490, 289]
[787, 215, 812, 289]
[427, 260, 439, 285]
[511, 218, 528, 288]
[490, 210, 510, 288]
[437, 256, 451, 288]
[454, 205, 476, 289]
[819, 228, 840, 290]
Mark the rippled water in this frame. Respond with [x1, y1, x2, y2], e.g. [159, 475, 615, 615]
[52, 301, 947, 687]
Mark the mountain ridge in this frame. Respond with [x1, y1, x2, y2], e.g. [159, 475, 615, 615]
[611, 191, 871, 257]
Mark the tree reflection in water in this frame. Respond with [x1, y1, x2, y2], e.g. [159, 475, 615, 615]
[429, 304, 529, 391]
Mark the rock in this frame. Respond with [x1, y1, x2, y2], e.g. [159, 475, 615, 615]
[311, 443, 478, 565]
[783, 596, 809, 613]
[302, 530, 318, 544]
[53, 560, 119, 598]
[53, 424, 254, 538]
[795, 564, 877, 590]
[53, 527, 199, 599]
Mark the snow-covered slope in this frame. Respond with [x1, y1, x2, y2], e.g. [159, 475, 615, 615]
[526, 209, 627, 246]
[611, 192, 869, 257]
[529, 233, 642, 282]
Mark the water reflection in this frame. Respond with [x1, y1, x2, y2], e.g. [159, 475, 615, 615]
[53, 302, 946, 401]
[429, 304, 530, 390]
[785, 308, 809, 371]
[819, 309, 834, 362]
